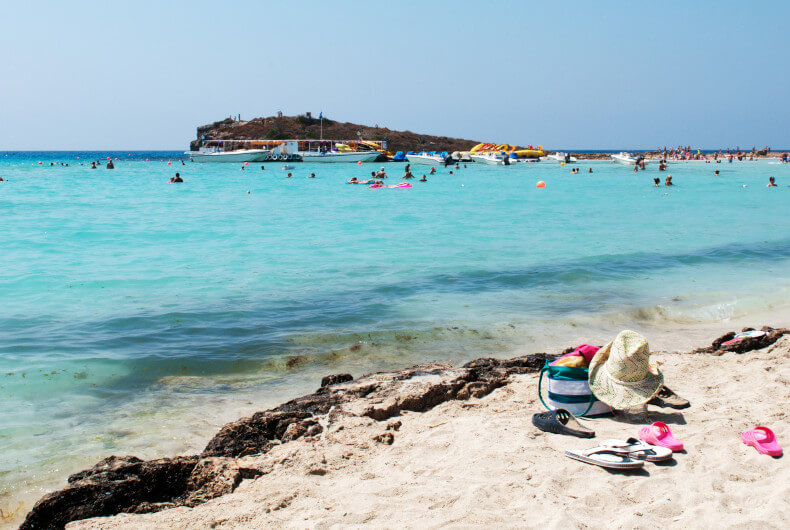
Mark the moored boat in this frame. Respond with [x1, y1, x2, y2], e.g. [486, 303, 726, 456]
[186, 147, 272, 163]
[546, 152, 578, 163]
[407, 151, 449, 165]
[610, 151, 648, 165]
[470, 152, 513, 165]
[299, 150, 382, 163]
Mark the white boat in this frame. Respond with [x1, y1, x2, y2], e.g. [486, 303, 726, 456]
[546, 152, 577, 163]
[470, 152, 514, 165]
[407, 152, 449, 165]
[297, 150, 382, 163]
[610, 151, 648, 165]
[186, 147, 272, 163]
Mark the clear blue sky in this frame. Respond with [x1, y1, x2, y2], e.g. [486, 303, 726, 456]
[1, 0, 788, 150]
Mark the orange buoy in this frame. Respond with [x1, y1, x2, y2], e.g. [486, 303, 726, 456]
[38, 161, 42, 165]
[357, 161, 362, 165]
[244, 161, 249, 165]
[537, 181, 546, 188]
[167, 161, 171, 165]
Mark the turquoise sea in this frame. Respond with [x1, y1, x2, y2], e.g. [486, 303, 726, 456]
[1, 151, 789, 520]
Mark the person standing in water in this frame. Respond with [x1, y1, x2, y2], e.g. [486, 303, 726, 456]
[665, 175, 673, 186]
[653, 177, 660, 187]
[767, 176, 777, 187]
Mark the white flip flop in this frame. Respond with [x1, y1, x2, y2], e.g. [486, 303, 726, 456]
[564, 446, 645, 470]
[601, 437, 673, 462]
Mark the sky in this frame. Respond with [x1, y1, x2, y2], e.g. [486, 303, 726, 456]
[1, 0, 788, 150]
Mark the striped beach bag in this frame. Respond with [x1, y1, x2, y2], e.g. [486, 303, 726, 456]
[537, 363, 612, 417]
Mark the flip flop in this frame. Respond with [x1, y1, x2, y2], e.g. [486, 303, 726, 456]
[532, 409, 595, 438]
[639, 421, 684, 452]
[601, 437, 673, 462]
[648, 385, 691, 409]
[564, 447, 645, 470]
[741, 426, 783, 457]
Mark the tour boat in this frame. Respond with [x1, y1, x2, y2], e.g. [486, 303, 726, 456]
[298, 150, 382, 163]
[186, 147, 272, 163]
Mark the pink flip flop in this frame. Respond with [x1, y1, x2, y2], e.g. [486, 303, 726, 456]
[741, 426, 783, 457]
[638, 421, 684, 452]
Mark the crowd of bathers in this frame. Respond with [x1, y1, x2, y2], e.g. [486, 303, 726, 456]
[347, 162, 469, 186]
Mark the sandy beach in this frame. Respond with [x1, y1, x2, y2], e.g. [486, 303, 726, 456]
[20, 329, 784, 529]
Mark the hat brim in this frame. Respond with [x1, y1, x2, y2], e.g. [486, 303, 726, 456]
[588, 342, 663, 409]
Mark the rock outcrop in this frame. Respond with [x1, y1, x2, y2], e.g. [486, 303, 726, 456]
[21, 353, 551, 529]
[692, 326, 788, 356]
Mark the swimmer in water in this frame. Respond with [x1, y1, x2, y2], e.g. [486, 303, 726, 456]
[181, 160, 185, 165]
[449, 171, 453, 174]
[654, 177, 660, 187]
[768, 176, 777, 187]
[348, 177, 360, 183]
[665, 175, 673, 186]
[402, 169, 414, 179]
[261, 166, 265, 170]
[106, 160, 114, 169]
[455, 163, 460, 169]
[429, 167, 436, 175]
[309, 173, 315, 179]
[715, 170, 720, 176]
[170, 172, 183, 183]
[287, 172, 292, 178]
[587, 168, 593, 173]
[419, 175, 427, 182]
[464, 164, 467, 168]
[376, 167, 387, 179]
[90, 162, 97, 169]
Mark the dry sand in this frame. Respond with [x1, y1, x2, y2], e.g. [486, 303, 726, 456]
[71, 338, 790, 529]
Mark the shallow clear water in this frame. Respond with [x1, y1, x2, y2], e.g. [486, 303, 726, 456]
[1, 151, 790, 517]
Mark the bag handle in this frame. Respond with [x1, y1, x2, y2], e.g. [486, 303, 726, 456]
[537, 362, 596, 418]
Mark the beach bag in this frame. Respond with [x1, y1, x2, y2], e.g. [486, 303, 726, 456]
[537, 362, 612, 418]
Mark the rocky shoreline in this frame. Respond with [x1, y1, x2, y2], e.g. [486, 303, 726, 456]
[20, 327, 787, 529]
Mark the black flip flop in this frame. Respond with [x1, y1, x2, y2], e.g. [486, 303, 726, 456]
[648, 385, 690, 409]
[532, 408, 595, 438]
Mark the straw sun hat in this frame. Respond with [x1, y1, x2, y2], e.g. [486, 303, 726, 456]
[588, 330, 663, 409]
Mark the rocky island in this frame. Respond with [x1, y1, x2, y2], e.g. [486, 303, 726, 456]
[189, 114, 484, 155]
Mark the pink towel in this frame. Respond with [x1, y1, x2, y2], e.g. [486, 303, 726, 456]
[575, 344, 600, 363]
